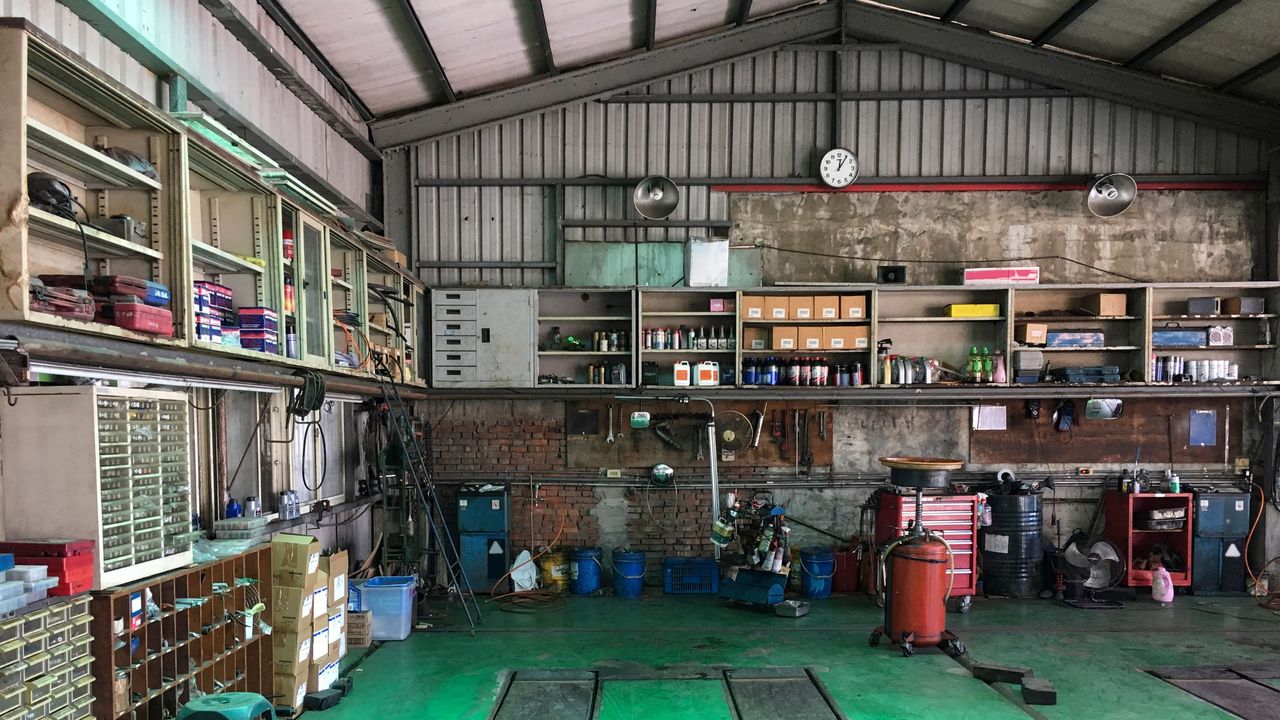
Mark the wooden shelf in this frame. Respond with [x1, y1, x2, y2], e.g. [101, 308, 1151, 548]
[191, 242, 263, 274]
[1038, 346, 1140, 352]
[741, 348, 870, 354]
[1014, 315, 1137, 322]
[742, 318, 869, 324]
[26, 118, 163, 191]
[1152, 345, 1277, 351]
[29, 207, 164, 260]
[538, 350, 631, 356]
[879, 316, 1004, 323]
[641, 349, 735, 354]
[1153, 314, 1276, 320]
[642, 311, 736, 317]
[538, 316, 630, 321]
[537, 383, 631, 388]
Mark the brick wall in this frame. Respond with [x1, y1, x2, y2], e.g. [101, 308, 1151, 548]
[624, 486, 715, 559]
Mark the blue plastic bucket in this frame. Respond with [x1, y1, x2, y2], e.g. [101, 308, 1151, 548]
[800, 547, 835, 599]
[612, 549, 646, 599]
[570, 547, 603, 595]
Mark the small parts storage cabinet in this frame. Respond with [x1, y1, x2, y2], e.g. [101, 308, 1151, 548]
[0, 595, 94, 720]
[0, 386, 195, 589]
[431, 289, 536, 387]
[874, 492, 979, 610]
[1103, 492, 1194, 588]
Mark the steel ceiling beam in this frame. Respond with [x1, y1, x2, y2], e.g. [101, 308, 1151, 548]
[840, 1, 1280, 139]
[392, 0, 456, 102]
[939, 0, 972, 23]
[645, 0, 658, 51]
[254, 0, 374, 121]
[1217, 51, 1280, 93]
[1125, 0, 1242, 69]
[1031, 0, 1099, 47]
[735, 0, 754, 27]
[199, 0, 379, 160]
[530, 0, 558, 74]
[371, 2, 841, 148]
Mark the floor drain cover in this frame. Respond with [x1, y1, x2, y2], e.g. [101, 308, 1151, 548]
[724, 668, 845, 720]
[490, 670, 597, 720]
[1148, 666, 1280, 720]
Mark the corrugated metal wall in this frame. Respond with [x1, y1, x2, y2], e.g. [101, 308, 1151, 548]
[412, 46, 1272, 288]
[4, 0, 372, 208]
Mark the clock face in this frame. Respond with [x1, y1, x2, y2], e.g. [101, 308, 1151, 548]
[819, 148, 858, 188]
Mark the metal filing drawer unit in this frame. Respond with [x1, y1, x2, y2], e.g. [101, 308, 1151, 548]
[432, 289, 536, 387]
[874, 493, 980, 598]
[457, 489, 510, 594]
[1192, 490, 1251, 595]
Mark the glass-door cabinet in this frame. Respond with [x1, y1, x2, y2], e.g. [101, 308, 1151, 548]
[328, 230, 367, 371]
[277, 201, 332, 365]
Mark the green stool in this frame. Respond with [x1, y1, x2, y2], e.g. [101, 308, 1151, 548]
[176, 693, 276, 720]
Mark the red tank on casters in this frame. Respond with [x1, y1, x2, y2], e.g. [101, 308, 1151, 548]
[869, 456, 967, 658]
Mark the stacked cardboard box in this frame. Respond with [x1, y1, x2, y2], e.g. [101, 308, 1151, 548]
[347, 611, 372, 648]
[271, 534, 320, 713]
[322, 551, 349, 660]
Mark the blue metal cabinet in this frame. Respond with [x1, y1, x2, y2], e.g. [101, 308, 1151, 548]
[1193, 491, 1250, 537]
[458, 491, 509, 533]
[460, 533, 509, 594]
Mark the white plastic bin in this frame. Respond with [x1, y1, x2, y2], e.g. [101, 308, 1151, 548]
[362, 576, 415, 641]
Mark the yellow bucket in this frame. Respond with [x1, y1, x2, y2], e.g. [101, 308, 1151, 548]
[538, 550, 570, 592]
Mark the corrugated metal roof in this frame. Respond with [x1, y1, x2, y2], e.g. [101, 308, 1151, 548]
[271, 0, 1280, 122]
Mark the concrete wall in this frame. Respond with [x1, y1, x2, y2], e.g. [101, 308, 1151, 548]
[733, 189, 1266, 285]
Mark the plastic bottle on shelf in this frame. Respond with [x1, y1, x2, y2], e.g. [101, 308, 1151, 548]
[981, 347, 994, 384]
[786, 357, 800, 386]
[727, 326, 736, 351]
[743, 359, 757, 385]
[698, 327, 709, 351]
[799, 357, 811, 386]
[992, 350, 1007, 384]
[967, 346, 980, 382]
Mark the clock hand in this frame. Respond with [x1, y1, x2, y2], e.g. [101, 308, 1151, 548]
[836, 158, 845, 171]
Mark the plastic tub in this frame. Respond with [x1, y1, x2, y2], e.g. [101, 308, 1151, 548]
[800, 547, 835, 599]
[568, 548, 602, 596]
[5, 566, 46, 582]
[612, 550, 646, 599]
[362, 576, 415, 641]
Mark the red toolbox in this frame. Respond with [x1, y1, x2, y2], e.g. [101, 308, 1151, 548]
[0, 538, 95, 556]
[113, 299, 174, 336]
[832, 548, 860, 593]
[874, 491, 979, 598]
[29, 279, 95, 321]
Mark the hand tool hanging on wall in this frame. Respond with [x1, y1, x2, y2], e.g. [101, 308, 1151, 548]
[696, 426, 705, 462]
[779, 412, 791, 460]
[653, 421, 686, 450]
[751, 409, 765, 449]
[771, 410, 782, 442]
[792, 410, 800, 476]
[606, 404, 616, 444]
[801, 411, 814, 473]
[818, 411, 827, 442]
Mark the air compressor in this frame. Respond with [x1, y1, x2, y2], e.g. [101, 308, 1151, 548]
[869, 456, 967, 658]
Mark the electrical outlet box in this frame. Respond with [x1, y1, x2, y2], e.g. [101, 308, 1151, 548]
[1233, 457, 1250, 473]
[606, 469, 622, 478]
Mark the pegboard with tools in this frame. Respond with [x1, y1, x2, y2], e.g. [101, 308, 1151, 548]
[565, 400, 833, 471]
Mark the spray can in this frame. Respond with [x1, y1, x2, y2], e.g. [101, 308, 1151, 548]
[225, 497, 243, 519]
[245, 496, 261, 517]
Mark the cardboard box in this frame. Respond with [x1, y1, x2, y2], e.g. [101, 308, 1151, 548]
[822, 326, 869, 350]
[813, 296, 841, 320]
[945, 303, 1002, 318]
[320, 551, 348, 605]
[1223, 296, 1265, 315]
[327, 605, 345, 647]
[771, 326, 798, 351]
[272, 534, 320, 588]
[708, 297, 730, 313]
[764, 296, 789, 320]
[1083, 293, 1127, 317]
[113, 674, 129, 714]
[274, 671, 308, 713]
[311, 625, 330, 664]
[272, 629, 312, 676]
[379, 248, 409, 269]
[347, 610, 371, 633]
[788, 296, 814, 320]
[312, 569, 329, 620]
[308, 660, 340, 693]
[963, 266, 1040, 285]
[798, 326, 823, 350]
[840, 295, 867, 319]
[1015, 323, 1048, 346]
[271, 582, 315, 630]
[339, 634, 348, 660]
[741, 296, 765, 320]
[743, 327, 769, 351]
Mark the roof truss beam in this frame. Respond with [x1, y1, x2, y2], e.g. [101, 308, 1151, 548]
[735, 0, 753, 27]
[939, 0, 971, 24]
[841, 1, 1280, 139]
[645, 0, 658, 51]
[1031, 0, 1098, 47]
[371, 2, 841, 148]
[254, 0, 373, 121]
[1217, 51, 1280, 93]
[530, 0, 557, 74]
[392, 0, 456, 102]
[1125, 0, 1241, 69]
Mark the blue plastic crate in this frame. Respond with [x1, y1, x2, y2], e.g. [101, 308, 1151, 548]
[362, 576, 416, 641]
[663, 557, 719, 594]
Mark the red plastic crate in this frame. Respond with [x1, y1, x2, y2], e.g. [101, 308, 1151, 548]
[50, 573, 93, 596]
[113, 301, 174, 336]
[14, 553, 93, 574]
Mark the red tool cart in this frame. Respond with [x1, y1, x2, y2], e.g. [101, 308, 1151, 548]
[1102, 491, 1194, 588]
[875, 491, 980, 612]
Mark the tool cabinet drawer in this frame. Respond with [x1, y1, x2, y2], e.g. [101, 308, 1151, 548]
[433, 366, 478, 384]
[434, 290, 477, 306]
[434, 320, 477, 337]
[435, 335, 477, 351]
[434, 350, 477, 367]
[434, 304, 477, 321]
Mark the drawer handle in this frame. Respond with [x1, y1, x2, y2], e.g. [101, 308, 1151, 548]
[446, 354, 462, 361]
[482, 328, 491, 343]
[445, 339, 461, 346]
[446, 324, 461, 330]
[445, 370, 461, 377]
[445, 293, 463, 300]
[445, 308, 461, 316]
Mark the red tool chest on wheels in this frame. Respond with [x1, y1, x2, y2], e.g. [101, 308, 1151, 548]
[874, 492, 980, 607]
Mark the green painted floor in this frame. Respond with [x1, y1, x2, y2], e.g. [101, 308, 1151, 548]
[332, 594, 1280, 719]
